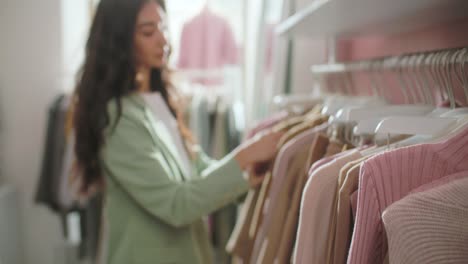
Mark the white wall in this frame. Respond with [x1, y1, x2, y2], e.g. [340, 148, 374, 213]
[0, 0, 88, 263]
[61, 0, 90, 91]
[290, 38, 327, 94]
[289, 0, 327, 95]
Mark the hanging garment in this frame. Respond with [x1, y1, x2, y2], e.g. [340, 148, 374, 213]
[227, 113, 290, 262]
[326, 157, 365, 264]
[177, 8, 238, 84]
[79, 194, 102, 260]
[211, 99, 229, 159]
[333, 157, 369, 264]
[178, 8, 238, 68]
[250, 121, 329, 264]
[265, 117, 329, 210]
[256, 141, 311, 264]
[227, 122, 290, 263]
[36, 94, 102, 260]
[274, 133, 330, 264]
[251, 114, 324, 232]
[248, 170, 272, 242]
[294, 150, 362, 264]
[209, 99, 241, 264]
[190, 93, 212, 153]
[226, 189, 261, 262]
[382, 173, 468, 264]
[245, 111, 289, 139]
[347, 126, 468, 264]
[306, 150, 347, 177]
[226, 104, 242, 152]
[36, 94, 69, 212]
[228, 114, 326, 263]
[325, 138, 348, 157]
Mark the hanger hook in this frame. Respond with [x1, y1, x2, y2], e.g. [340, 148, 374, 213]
[437, 50, 454, 108]
[415, 53, 433, 105]
[431, 51, 448, 106]
[401, 55, 414, 103]
[449, 50, 459, 108]
[458, 47, 468, 105]
[404, 55, 419, 104]
[408, 54, 425, 104]
[394, 56, 410, 104]
[443, 50, 456, 108]
[406, 55, 418, 103]
[424, 53, 439, 105]
[369, 60, 381, 97]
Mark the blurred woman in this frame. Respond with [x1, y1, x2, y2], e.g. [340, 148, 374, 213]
[73, 0, 282, 263]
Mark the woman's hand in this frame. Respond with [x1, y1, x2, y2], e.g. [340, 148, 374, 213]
[234, 129, 284, 171]
[244, 161, 273, 188]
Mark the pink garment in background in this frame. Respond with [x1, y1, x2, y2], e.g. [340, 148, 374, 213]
[347, 125, 468, 264]
[177, 7, 238, 85]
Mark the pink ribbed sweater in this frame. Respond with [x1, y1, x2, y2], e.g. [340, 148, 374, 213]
[382, 173, 468, 264]
[347, 126, 468, 264]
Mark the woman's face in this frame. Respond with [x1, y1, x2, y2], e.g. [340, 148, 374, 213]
[133, 1, 169, 70]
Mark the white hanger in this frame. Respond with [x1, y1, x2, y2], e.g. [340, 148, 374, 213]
[373, 49, 468, 137]
[357, 48, 468, 157]
[374, 116, 458, 136]
[352, 105, 434, 135]
[337, 104, 432, 123]
[272, 93, 323, 112]
[353, 52, 450, 135]
[332, 57, 432, 124]
[322, 94, 389, 116]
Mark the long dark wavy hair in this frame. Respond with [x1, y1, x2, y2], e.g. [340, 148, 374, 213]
[73, 0, 193, 196]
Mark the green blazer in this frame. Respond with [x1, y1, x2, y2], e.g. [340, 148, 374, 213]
[100, 94, 249, 264]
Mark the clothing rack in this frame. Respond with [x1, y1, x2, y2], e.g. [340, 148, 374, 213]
[309, 46, 468, 107]
[229, 43, 468, 263]
[310, 46, 468, 73]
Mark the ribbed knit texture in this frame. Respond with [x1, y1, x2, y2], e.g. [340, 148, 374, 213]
[347, 127, 468, 264]
[382, 175, 468, 264]
[294, 150, 362, 264]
